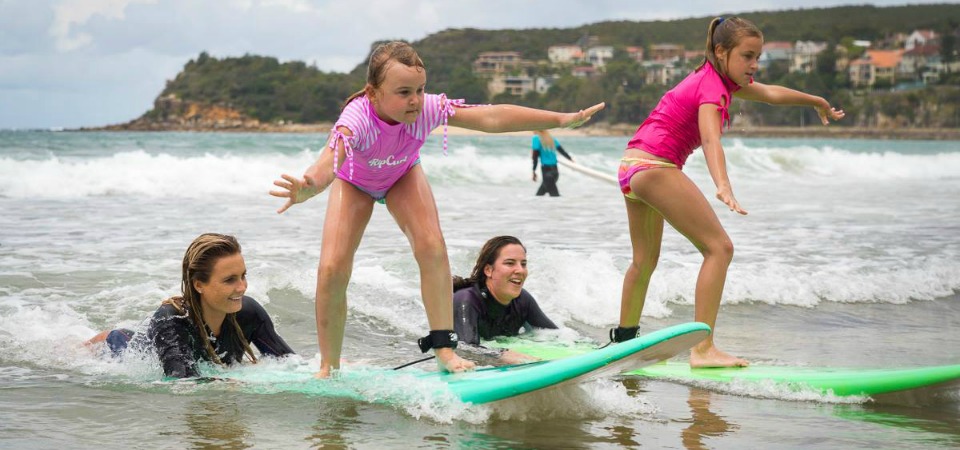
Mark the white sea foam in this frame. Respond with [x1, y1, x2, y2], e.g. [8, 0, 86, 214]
[3, 138, 957, 200]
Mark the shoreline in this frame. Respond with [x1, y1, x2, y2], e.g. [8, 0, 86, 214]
[72, 123, 960, 141]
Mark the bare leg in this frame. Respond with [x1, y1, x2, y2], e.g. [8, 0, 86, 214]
[84, 330, 111, 347]
[619, 197, 664, 326]
[628, 167, 747, 368]
[386, 166, 474, 373]
[316, 180, 374, 377]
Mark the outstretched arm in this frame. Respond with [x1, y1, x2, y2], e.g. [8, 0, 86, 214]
[449, 102, 605, 132]
[735, 82, 845, 125]
[269, 127, 347, 213]
[699, 104, 746, 215]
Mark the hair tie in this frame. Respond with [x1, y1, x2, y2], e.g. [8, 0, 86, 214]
[717, 17, 725, 24]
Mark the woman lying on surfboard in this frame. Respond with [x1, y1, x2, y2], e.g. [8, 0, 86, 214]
[86, 233, 295, 378]
[452, 236, 558, 365]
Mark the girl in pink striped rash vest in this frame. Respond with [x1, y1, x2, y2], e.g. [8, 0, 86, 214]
[271, 41, 604, 378]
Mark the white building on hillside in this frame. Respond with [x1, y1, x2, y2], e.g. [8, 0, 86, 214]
[548, 45, 583, 64]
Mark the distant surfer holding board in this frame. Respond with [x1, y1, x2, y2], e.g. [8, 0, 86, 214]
[453, 236, 558, 365]
[613, 17, 844, 367]
[532, 129, 574, 196]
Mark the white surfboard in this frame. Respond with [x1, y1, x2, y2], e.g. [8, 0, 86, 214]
[558, 158, 618, 186]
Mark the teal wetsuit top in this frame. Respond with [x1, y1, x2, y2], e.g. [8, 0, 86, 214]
[532, 135, 572, 171]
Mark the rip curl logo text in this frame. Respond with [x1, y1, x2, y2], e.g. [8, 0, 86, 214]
[368, 155, 408, 169]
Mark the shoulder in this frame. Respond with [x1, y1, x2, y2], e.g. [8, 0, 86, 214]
[515, 289, 538, 305]
[454, 285, 482, 303]
[236, 296, 269, 321]
[152, 298, 188, 320]
[336, 97, 374, 134]
[694, 64, 732, 97]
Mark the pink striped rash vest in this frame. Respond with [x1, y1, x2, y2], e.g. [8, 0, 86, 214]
[328, 93, 468, 199]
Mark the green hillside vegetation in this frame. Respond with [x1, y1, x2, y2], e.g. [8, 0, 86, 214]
[154, 4, 960, 128]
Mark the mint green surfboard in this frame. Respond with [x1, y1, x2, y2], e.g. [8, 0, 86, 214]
[434, 321, 710, 404]
[628, 362, 960, 397]
[228, 322, 710, 405]
[505, 342, 960, 398]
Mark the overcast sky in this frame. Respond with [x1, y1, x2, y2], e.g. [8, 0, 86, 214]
[0, 1, 947, 129]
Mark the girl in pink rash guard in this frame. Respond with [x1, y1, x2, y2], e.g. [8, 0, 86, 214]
[270, 41, 604, 378]
[612, 17, 844, 368]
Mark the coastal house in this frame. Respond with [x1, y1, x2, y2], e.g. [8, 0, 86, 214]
[848, 49, 904, 87]
[905, 30, 938, 51]
[684, 50, 703, 65]
[649, 44, 684, 62]
[548, 45, 583, 64]
[472, 51, 527, 75]
[641, 60, 685, 85]
[571, 65, 598, 78]
[792, 41, 828, 73]
[585, 46, 615, 68]
[625, 46, 644, 63]
[759, 41, 793, 70]
[487, 74, 536, 97]
[901, 44, 943, 83]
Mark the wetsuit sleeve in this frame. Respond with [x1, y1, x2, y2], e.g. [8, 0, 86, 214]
[518, 290, 558, 330]
[236, 296, 295, 357]
[453, 287, 506, 365]
[453, 288, 483, 346]
[532, 136, 542, 172]
[148, 305, 201, 379]
[555, 141, 573, 162]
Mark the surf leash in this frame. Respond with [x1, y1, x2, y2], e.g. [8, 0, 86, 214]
[392, 355, 435, 370]
[598, 326, 640, 349]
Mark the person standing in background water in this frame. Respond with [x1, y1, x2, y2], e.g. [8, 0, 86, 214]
[532, 129, 574, 196]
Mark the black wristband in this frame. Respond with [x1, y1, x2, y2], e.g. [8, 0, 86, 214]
[610, 326, 640, 343]
[417, 330, 459, 353]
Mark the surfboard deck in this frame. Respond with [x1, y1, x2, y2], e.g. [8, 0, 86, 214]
[432, 321, 710, 404]
[504, 342, 960, 398]
[557, 158, 618, 185]
[226, 322, 710, 405]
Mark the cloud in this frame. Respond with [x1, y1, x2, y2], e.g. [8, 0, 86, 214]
[0, 0, 950, 128]
[50, 0, 158, 51]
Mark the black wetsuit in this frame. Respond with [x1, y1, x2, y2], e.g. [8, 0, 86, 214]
[453, 283, 558, 363]
[532, 140, 573, 197]
[110, 296, 294, 378]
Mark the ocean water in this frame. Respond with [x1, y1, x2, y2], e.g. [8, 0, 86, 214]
[0, 130, 958, 449]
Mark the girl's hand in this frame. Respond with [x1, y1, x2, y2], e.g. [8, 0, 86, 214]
[500, 349, 540, 365]
[716, 187, 747, 215]
[270, 173, 321, 214]
[561, 102, 606, 128]
[815, 102, 845, 125]
[435, 348, 475, 373]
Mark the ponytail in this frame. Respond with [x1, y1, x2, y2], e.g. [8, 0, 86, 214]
[698, 17, 763, 75]
[699, 17, 724, 70]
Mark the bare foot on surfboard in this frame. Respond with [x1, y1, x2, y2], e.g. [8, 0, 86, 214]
[436, 348, 475, 373]
[690, 345, 748, 368]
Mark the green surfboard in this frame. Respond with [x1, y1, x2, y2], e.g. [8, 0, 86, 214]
[227, 322, 710, 405]
[628, 362, 960, 397]
[505, 341, 960, 398]
[433, 321, 710, 404]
